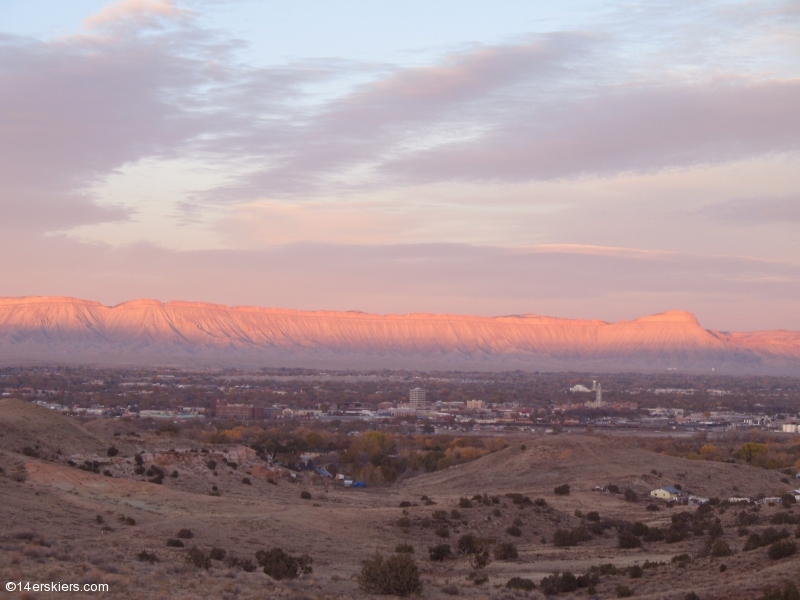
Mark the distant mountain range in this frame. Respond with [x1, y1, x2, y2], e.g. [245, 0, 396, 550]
[0, 296, 798, 373]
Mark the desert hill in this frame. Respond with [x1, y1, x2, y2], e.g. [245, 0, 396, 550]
[2, 403, 799, 599]
[0, 296, 799, 372]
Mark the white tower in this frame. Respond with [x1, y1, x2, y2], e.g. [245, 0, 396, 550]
[596, 383, 603, 405]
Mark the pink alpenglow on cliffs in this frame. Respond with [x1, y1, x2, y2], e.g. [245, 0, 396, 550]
[0, 297, 798, 373]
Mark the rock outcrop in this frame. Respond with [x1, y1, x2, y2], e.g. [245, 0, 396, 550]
[0, 296, 798, 373]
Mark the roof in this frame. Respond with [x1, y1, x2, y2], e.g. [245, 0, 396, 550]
[660, 486, 682, 494]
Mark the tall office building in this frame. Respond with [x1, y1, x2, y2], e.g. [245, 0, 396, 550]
[409, 387, 426, 406]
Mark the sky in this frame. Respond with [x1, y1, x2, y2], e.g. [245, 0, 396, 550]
[0, 0, 799, 330]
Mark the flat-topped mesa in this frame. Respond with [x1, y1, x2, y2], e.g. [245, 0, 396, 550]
[0, 296, 797, 372]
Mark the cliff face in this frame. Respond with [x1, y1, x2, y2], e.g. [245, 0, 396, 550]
[0, 296, 798, 372]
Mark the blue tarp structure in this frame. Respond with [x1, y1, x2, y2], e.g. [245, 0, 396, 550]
[351, 481, 366, 488]
[314, 467, 333, 478]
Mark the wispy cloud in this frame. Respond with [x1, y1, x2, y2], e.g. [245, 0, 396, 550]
[700, 195, 800, 223]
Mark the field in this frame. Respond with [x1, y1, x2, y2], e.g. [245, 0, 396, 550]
[1, 399, 799, 600]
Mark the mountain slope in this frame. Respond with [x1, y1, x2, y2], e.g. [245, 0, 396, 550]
[0, 296, 798, 372]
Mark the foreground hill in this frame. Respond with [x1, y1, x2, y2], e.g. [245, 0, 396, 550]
[2, 402, 798, 599]
[0, 296, 799, 372]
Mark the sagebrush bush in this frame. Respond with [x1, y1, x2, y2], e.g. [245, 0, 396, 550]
[300, 490, 312, 499]
[136, 550, 159, 564]
[176, 528, 193, 539]
[186, 546, 211, 570]
[166, 539, 184, 548]
[395, 543, 414, 554]
[494, 542, 518, 560]
[710, 540, 733, 557]
[506, 525, 522, 537]
[768, 539, 797, 560]
[618, 531, 641, 549]
[540, 572, 578, 595]
[209, 547, 226, 560]
[358, 552, 422, 596]
[429, 544, 451, 561]
[507, 577, 535, 591]
[256, 548, 313, 579]
[435, 525, 450, 538]
[554, 484, 570, 496]
[586, 511, 600, 521]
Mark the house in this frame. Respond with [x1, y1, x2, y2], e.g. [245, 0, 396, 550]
[650, 486, 684, 501]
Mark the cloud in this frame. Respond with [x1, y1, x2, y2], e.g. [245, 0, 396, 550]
[381, 78, 800, 184]
[0, 232, 797, 331]
[83, 0, 185, 29]
[700, 195, 800, 223]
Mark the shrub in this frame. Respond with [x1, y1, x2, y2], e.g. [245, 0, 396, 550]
[107, 447, 119, 457]
[166, 539, 184, 548]
[771, 512, 799, 525]
[554, 484, 570, 496]
[459, 497, 472, 508]
[435, 526, 450, 538]
[206, 460, 216, 470]
[553, 528, 588, 547]
[429, 544, 451, 561]
[629, 565, 643, 578]
[494, 542, 518, 560]
[124, 517, 136, 526]
[607, 484, 620, 494]
[507, 577, 535, 591]
[685, 593, 700, 600]
[300, 490, 312, 500]
[760, 582, 800, 600]
[618, 531, 641, 549]
[399, 501, 411, 508]
[450, 509, 461, 519]
[170, 470, 178, 478]
[616, 584, 634, 597]
[226, 555, 256, 572]
[492, 508, 501, 517]
[358, 552, 422, 596]
[643, 527, 664, 542]
[134, 453, 143, 466]
[768, 540, 797, 560]
[534, 498, 547, 507]
[137, 550, 159, 563]
[186, 546, 211, 570]
[781, 494, 797, 507]
[710, 540, 732, 557]
[395, 543, 414, 554]
[624, 489, 639, 502]
[134, 466, 145, 475]
[176, 528, 193, 539]
[506, 525, 522, 537]
[432, 510, 448, 521]
[646, 504, 660, 512]
[396, 517, 411, 528]
[255, 548, 313, 580]
[540, 572, 578, 595]
[442, 584, 459, 595]
[632, 522, 649, 537]
[457, 534, 479, 555]
[242, 477, 251, 485]
[587, 511, 600, 521]
[209, 547, 227, 560]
